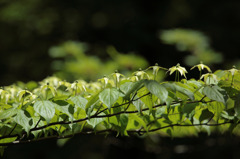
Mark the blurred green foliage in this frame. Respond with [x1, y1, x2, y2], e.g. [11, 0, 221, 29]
[49, 41, 148, 81]
[1, 0, 240, 86]
[160, 29, 223, 66]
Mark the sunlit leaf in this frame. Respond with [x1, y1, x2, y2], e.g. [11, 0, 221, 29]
[174, 83, 195, 101]
[207, 102, 225, 121]
[123, 79, 145, 99]
[144, 80, 168, 104]
[203, 86, 225, 104]
[85, 92, 100, 117]
[199, 109, 214, 123]
[99, 88, 120, 110]
[70, 95, 88, 109]
[13, 110, 31, 133]
[234, 94, 240, 119]
[0, 108, 18, 120]
[33, 100, 56, 123]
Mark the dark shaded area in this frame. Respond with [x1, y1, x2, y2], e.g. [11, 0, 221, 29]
[2, 133, 240, 159]
[1, 0, 240, 85]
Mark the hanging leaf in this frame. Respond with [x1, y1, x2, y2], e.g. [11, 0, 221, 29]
[85, 92, 100, 117]
[87, 113, 105, 128]
[174, 83, 195, 101]
[54, 104, 74, 120]
[13, 110, 31, 133]
[123, 79, 145, 100]
[144, 80, 168, 104]
[208, 101, 225, 121]
[182, 103, 198, 121]
[0, 108, 18, 120]
[199, 109, 214, 123]
[33, 100, 55, 123]
[234, 94, 240, 119]
[120, 82, 134, 94]
[128, 114, 147, 130]
[203, 86, 225, 104]
[132, 95, 144, 113]
[70, 95, 88, 109]
[0, 136, 17, 156]
[137, 87, 153, 112]
[99, 88, 120, 110]
[119, 114, 129, 135]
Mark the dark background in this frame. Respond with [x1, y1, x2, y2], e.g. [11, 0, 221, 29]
[2, 133, 240, 159]
[1, 0, 240, 85]
[1, 0, 240, 158]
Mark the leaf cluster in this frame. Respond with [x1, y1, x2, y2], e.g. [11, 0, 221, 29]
[0, 64, 240, 154]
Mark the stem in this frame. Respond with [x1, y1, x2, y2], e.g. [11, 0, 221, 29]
[177, 71, 180, 81]
[231, 74, 234, 86]
[0, 121, 236, 146]
[8, 124, 17, 136]
[115, 77, 118, 88]
[45, 87, 49, 100]
[20, 91, 26, 109]
[175, 72, 177, 82]
[34, 119, 41, 129]
[75, 82, 78, 96]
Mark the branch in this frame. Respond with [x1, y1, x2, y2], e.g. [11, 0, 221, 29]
[0, 121, 237, 146]
[0, 99, 213, 141]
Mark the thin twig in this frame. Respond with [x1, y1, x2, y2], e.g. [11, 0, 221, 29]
[0, 121, 237, 146]
[8, 124, 17, 136]
[0, 99, 214, 140]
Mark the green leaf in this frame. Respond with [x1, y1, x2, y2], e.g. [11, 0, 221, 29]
[163, 82, 195, 101]
[119, 114, 129, 135]
[168, 105, 182, 123]
[144, 80, 168, 104]
[162, 83, 176, 92]
[87, 116, 105, 128]
[13, 110, 31, 133]
[221, 110, 234, 120]
[33, 100, 55, 123]
[85, 92, 100, 117]
[155, 106, 166, 118]
[123, 80, 145, 99]
[174, 83, 195, 101]
[54, 104, 74, 120]
[129, 114, 147, 130]
[120, 82, 134, 94]
[234, 94, 240, 119]
[0, 137, 17, 145]
[199, 109, 214, 123]
[99, 88, 120, 110]
[70, 95, 88, 109]
[208, 102, 225, 121]
[132, 95, 144, 113]
[137, 87, 153, 112]
[0, 108, 18, 120]
[0, 136, 17, 156]
[166, 97, 174, 112]
[182, 103, 198, 121]
[203, 86, 225, 104]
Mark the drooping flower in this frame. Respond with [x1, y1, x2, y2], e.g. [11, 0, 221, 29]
[200, 73, 218, 85]
[228, 65, 239, 76]
[168, 63, 188, 79]
[147, 63, 168, 79]
[191, 61, 211, 73]
[132, 68, 149, 79]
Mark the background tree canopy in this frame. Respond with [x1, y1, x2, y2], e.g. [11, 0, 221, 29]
[1, 0, 240, 85]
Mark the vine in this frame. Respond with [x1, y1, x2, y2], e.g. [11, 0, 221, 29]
[0, 63, 240, 155]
